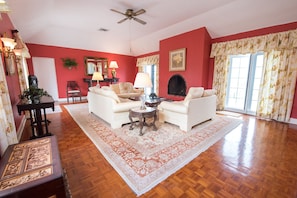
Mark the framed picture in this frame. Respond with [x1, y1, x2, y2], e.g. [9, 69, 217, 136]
[169, 48, 186, 71]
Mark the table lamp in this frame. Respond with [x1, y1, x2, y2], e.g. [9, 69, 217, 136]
[109, 61, 119, 78]
[92, 72, 103, 87]
[134, 72, 152, 109]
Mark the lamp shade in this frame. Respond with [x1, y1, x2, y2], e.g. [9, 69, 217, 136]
[1, 37, 16, 49]
[109, 61, 119, 69]
[92, 72, 103, 81]
[134, 72, 152, 88]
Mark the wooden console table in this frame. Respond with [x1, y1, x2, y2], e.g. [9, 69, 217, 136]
[17, 96, 54, 139]
[0, 136, 67, 198]
[83, 77, 119, 87]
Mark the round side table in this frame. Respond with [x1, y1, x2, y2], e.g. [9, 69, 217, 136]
[129, 107, 157, 136]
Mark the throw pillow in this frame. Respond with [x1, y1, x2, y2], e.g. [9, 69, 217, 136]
[119, 82, 134, 93]
[184, 87, 204, 101]
[203, 89, 216, 97]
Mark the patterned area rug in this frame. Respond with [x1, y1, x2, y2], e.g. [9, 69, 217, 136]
[65, 103, 242, 196]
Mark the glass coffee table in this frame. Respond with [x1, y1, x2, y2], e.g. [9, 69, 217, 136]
[129, 107, 157, 136]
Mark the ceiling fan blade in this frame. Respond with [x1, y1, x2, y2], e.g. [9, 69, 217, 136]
[134, 9, 146, 16]
[133, 17, 146, 25]
[118, 17, 128, 24]
[110, 9, 126, 16]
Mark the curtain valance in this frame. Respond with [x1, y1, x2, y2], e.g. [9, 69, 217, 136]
[136, 55, 159, 66]
[210, 29, 297, 57]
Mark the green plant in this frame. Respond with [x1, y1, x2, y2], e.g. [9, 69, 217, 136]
[19, 86, 51, 101]
[62, 58, 78, 68]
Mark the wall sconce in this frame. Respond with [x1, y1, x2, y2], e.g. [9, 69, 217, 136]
[109, 61, 119, 78]
[1, 37, 16, 57]
[1, 36, 17, 75]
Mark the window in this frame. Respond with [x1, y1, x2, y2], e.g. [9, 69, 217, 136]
[143, 64, 157, 96]
[225, 52, 264, 114]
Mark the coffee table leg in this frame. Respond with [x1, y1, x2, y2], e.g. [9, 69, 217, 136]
[129, 112, 134, 130]
[152, 112, 157, 131]
[139, 115, 144, 136]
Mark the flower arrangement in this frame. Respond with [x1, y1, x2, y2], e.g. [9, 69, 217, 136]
[19, 86, 51, 103]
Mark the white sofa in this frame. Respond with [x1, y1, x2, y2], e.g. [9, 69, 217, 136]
[87, 86, 141, 129]
[158, 87, 216, 131]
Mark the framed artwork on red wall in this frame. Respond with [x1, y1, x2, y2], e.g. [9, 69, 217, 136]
[169, 48, 186, 71]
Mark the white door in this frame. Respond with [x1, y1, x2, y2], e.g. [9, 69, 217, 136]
[32, 57, 59, 101]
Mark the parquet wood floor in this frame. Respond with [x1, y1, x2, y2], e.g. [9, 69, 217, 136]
[20, 103, 297, 198]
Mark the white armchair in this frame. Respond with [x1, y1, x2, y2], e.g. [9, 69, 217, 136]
[158, 87, 216, 131]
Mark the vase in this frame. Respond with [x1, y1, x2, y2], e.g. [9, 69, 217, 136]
[32, 96, 40, 104]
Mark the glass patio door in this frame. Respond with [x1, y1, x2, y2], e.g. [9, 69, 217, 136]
[225, 53, 264, 115]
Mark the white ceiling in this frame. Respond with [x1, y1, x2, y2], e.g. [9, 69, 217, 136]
[6, 0, 297, 56]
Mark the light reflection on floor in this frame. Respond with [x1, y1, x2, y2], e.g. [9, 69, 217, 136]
[222, 116, 256, 175]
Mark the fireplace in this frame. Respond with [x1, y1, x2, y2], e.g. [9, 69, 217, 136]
[168, 75, 186, 96]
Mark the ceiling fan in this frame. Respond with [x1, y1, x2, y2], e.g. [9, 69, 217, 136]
[111, 8, 146, 25]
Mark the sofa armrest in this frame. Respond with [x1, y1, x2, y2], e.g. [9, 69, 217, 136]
[159, 101, 188, 114]
[112, 101, 142, 113]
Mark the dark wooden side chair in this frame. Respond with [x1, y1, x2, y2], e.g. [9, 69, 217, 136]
[66, 81, 82, 103]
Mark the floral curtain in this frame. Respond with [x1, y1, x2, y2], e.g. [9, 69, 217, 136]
[0, 57, 18, 157]
[136, 55, 159, 94]
[210, 29, 297, 122]
[16, 57, 29, 92]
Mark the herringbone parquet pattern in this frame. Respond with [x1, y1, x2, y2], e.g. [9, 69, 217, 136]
[20, 103, 297, 198]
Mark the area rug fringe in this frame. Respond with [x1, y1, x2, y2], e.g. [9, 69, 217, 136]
[65, 103, 242, 196]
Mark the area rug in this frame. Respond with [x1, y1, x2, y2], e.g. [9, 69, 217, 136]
[45, 105, 62, 114]
[65, 103, 242, 196]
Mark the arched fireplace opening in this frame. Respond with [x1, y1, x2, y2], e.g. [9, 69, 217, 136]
[168, 74, 186, 96]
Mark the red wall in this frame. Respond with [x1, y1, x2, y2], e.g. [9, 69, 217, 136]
[26, 44, 137, 97]
[0, 14, 22, 132]
[209, 22, 297, 119]
[159, 27, 211, 100]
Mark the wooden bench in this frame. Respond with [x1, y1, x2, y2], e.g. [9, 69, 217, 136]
[0, 136, 67, 198]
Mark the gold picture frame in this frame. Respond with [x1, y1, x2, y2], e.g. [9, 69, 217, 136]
[169, 48, 186, 71]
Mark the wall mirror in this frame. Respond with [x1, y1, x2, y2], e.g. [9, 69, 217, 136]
[84, 57, 108, 77]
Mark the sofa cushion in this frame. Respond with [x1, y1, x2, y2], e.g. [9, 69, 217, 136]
[89, 86, 100, 93]
[100, 89, 121, 103]
[112, 101, 142, 113]
[101, 86, 111, 90]
[183, 87, 204, 105]
[110, 84, 120, 94]
[117, 92, 142, 99]
[119, 82, 134, 93]
[203, 89, 216, 97]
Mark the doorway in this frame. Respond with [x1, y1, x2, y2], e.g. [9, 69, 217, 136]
[32, 57, 59, 101]
[225, 53, 264, 115]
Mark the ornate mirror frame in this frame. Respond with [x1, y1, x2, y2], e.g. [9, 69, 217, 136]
[84, 57, 108, 77]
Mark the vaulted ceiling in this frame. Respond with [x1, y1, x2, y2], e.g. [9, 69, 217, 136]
[6, 0, 297, 56]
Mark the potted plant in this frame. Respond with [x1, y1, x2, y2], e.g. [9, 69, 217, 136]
[62, 58, 78, 69]
[19, 86, 51, 103]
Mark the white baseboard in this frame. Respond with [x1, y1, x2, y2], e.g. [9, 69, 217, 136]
[289, 118, 297, 125]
